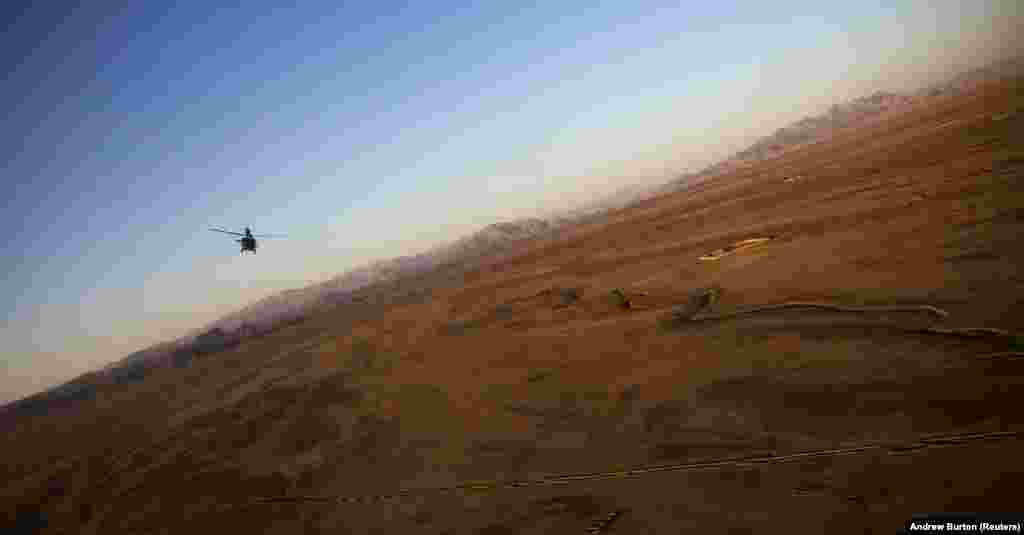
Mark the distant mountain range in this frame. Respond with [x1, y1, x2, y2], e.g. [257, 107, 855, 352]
[4, 54, 1022, 417]
[555, 183, 663, 221]
[735, 92, 915, 160]
[654, 91, 918, 191]
[656, 55, 1024, 194]
[922, 55, 1024, 97]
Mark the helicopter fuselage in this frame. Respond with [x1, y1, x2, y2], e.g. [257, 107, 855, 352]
[237, 236, 257, 253]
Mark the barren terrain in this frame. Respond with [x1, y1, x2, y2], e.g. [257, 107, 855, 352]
[3, 78, 1024, 534]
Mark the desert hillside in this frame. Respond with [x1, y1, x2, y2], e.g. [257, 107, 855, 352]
[3, 74, 1024, 534]
[12, 58, 1020, 411]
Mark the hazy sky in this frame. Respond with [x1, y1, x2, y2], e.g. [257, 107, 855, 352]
[1, 0, 1020, 403]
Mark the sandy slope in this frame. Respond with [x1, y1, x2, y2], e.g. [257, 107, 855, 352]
[3, 79, 1023, 535]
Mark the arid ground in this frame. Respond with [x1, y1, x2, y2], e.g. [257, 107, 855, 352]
[3, 79, 1023, 534]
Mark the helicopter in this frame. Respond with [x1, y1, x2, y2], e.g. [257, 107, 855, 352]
[209, 227, 286, 254]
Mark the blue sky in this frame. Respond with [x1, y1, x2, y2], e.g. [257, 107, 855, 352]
[1, 0, 1019, 402]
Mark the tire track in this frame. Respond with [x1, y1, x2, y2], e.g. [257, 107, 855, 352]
[665, 298, 1019, 341]
[221, 428, 1024, 511]
[974, 351, 1024, 360]
[683, 301, 950, 323]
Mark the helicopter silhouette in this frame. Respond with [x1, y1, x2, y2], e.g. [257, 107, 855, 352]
[209, 227, 286, 254]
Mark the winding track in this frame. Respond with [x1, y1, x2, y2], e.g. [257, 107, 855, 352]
[222, 428, 1024, 511]
[684, 301, 950, 322]
[670, 298, 1018, 340]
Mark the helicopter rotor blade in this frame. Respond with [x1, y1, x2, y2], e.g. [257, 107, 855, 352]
[252, 234, 287, 238]
[209, 228, 246, 236]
